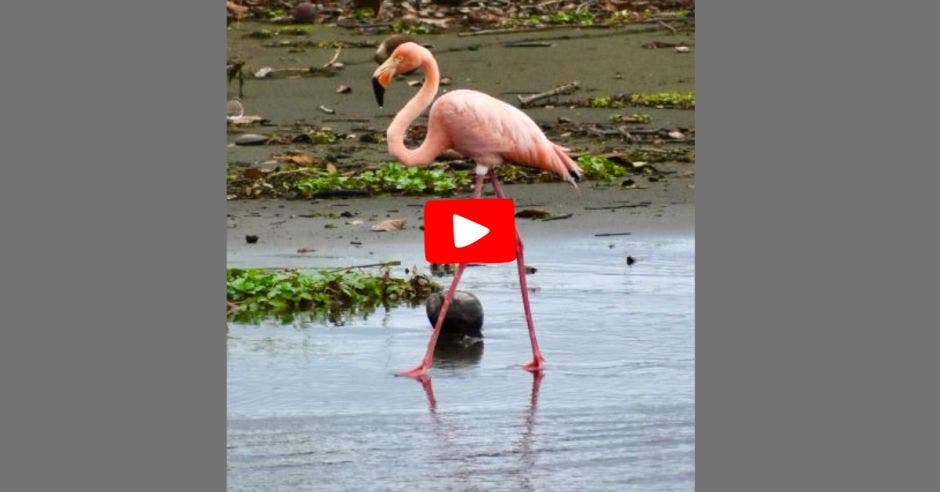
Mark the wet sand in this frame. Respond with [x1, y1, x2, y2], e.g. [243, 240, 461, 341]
[227, 22, 694, 169]
[227, 181, 693, 268]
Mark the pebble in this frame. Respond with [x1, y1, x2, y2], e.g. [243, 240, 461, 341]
[234, 134, 268, 146]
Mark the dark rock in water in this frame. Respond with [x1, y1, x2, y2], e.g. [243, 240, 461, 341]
[626, 255, 636, 265]
[291, 2, 319, 23]
[426, 290, 483, 339]
[245, 234, 259, 244]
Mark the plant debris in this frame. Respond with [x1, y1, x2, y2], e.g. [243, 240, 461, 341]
[230, 1, 694, 34]
[226, 267, 441, 323]
[515, 208, 552, 219]
[523, 90, 695, 110]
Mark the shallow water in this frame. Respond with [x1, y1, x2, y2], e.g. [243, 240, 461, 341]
[228, 232, 694, 490]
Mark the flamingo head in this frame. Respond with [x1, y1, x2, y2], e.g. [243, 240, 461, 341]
[371, 42, 426, 108]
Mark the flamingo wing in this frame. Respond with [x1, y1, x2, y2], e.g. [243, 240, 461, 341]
[431, 90, 583, 185]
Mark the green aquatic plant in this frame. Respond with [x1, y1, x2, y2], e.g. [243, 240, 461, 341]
[265, 7, 288, 19]
[629, 91, 695, 109]
[358, 162, 470, 194]
[293, 162, 471, 197]
[577, 155, 630, 180]
[547, 10, 595, 26]
[353, 8, 375, 21]
[227, 268, 441, 323]
[308, 129, 338, 145]
[278, 25, 313, 36]
[230, 149, 695, 200]
[392, 19, 434, 35]
[244, 29, 275, 39]
[243, 26, 312, 39]
[609, 112, 653, 124]
[589, 95, 625, 108]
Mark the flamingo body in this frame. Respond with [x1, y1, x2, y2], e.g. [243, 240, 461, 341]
[427, 89, 582, 183]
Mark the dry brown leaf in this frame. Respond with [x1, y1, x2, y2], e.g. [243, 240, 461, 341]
[285, 153, 317, 166]
[243, 168, 264, 180]
[371, 218, 406, 231]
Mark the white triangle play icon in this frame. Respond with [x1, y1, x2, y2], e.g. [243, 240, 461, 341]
[453, 214, 490, 248]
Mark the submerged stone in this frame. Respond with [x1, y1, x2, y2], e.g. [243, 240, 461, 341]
[426, 290, 483, 339]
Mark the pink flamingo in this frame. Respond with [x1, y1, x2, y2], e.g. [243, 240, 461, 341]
[372, 42, 582, 378]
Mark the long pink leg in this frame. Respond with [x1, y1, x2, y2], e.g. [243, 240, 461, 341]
[489, 172, 545, 372]
[397, 173, 486, 378]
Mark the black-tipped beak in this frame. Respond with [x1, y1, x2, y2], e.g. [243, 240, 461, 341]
[372, 77, 385, 108]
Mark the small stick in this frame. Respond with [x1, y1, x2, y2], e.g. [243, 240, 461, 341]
[594, 232, 632, 237]
[585, 202, 652, 210]
[517, 81, 580, 107]
[323, 46, 342, 68]
[318, 105, 336, 114]
[329, 261, 402, 272]
[542, 213, 573, 221]
[504, 41, 554, 48]
[657, 20, 678, 34]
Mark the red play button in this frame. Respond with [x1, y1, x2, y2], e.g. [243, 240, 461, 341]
[424, 198, 517, 263]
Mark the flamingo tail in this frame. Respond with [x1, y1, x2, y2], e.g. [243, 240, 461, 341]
[550, 143, 583, 189]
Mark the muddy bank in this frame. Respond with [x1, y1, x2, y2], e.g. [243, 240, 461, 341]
[227, 179, 693, 269]
[226, 20, 695, 266]
[227, 22, 694, 171]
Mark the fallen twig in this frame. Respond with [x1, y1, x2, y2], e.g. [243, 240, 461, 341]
[657, 20, 677, 34]
[318, 105, 336, 114]
[517, 81, 580, 107]
[504, 41, 554, 48]
[542, 213, 573, 221]
[585, 201, 652, 210]
[329, 261, 402, 272]
[323, 46, 342, 68]
[594, 232, 632, 237]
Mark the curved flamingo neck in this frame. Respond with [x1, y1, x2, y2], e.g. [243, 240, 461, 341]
[387, 51, 442, 166]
